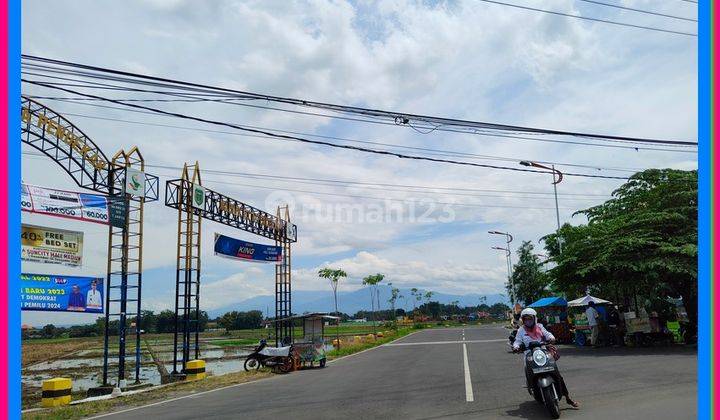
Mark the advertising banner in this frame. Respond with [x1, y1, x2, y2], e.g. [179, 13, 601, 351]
[21, 224, 84, 267]
[214, 233, 282, 263]
[20, 273, 104, 313]
[21, 183, 127, 228]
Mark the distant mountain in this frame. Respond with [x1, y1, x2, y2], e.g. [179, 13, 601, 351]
[208, 286, 509, 318]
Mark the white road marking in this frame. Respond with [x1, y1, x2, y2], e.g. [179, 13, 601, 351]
[385, 339, 505, 346]
[84, 376, 278, 419]
[86, 331, 426, 419]
[463, 343, 474, 402]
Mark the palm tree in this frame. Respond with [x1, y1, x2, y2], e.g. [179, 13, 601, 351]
[362, 273, 384, 336]
[424, 291, 435, 318]
[424, 291, 433, 305]
[410, 288, 420, 312]
[388, 283, 401, 329]
[318, 267, 347, 349]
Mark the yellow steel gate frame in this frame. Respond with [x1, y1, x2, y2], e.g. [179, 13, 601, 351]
[165, 162, 297, 374]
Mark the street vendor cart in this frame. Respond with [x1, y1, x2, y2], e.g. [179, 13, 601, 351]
[273, 313, 338, 368]
[529, 297, 572, 344]
[567, 295, 611, 346]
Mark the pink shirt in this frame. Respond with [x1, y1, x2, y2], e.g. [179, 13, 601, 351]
[513, 323, 555, 351]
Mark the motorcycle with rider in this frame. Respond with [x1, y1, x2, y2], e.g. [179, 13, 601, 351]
[512, 308, 579, 418]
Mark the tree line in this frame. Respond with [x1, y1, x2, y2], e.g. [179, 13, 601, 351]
[23, 309, 260, 339]
[507, 169, 697, 342]
[346, 302, 508, 320]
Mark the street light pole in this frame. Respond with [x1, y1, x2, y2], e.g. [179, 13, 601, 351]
[492, 246, 512, 304]
[490, 230, 514, 304]
[505, 233, 513, 281]
[519, 161, 564, 253]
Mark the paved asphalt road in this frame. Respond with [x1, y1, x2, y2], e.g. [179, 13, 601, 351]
[97, 325, 697, 420]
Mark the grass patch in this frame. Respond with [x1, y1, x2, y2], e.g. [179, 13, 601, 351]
[22, 370, 273, 420]
[326, 327, 415, 360]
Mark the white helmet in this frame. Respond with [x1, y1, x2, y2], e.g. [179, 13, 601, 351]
[520, 308, 537, 319]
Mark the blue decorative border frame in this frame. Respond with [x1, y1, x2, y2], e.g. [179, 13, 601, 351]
[8, 0, 21, 418]
[697, 0, 710, 418]
[4, 1, 711, 419]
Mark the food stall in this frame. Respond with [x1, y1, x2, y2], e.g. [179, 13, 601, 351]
[567, 295, 611, 346]
[528, 297, 572, 343]
[622, 308, 674, 346]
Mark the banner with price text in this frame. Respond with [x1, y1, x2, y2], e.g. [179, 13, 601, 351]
[21, 183, 127, 228]
[21, 224, 83, 267]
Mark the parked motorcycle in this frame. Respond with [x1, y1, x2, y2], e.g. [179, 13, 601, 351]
[244, 339, 296, 373]
[515, 341, 562, 419]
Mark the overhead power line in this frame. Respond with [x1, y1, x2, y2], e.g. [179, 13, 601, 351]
[576, 0, 697, 22]
[23, 66, 692, 151]
[476, 0, 697, 36]
[22, 150, 612, 199]
[21, 152, 590, 209]
[194, 178, 581, 210]
[26, 92, 695, 154]
[21, 55, 698, 147]
[25, 97, 662, 172]
[145, 165, 609, 201]
[22, 79, 633, 181]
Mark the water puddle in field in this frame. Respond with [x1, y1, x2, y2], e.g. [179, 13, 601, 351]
[22, 344, 255, 394]
[22, 365, 162, 392]
[22, 336, 336, 398]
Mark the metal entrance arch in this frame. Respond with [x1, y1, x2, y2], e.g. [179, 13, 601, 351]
[21, 96, 159, 388]
[21, 96, 111, 192]
[165, 162, 298, 374]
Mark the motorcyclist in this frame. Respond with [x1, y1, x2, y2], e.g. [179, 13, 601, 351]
[513, 307, 580, 408]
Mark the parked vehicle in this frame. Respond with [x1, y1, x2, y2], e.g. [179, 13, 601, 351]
[244, 339, 296, 373]
[273, 313, 337, 368]
[514, 341, 562, 419]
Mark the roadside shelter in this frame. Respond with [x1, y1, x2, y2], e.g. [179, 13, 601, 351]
[273, 313, 339, 368]
[567, 295, 611, 307]
[529, 296, 572, 343]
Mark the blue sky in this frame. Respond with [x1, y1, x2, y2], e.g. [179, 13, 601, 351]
[20, 0, 697, 326]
